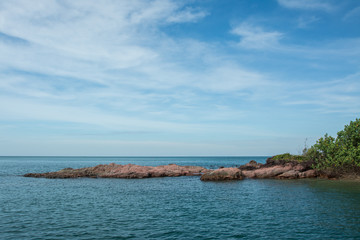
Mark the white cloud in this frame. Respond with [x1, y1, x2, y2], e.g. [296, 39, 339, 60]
[231, 22, 283, 49]
[127, 0, 207, 24]
[277, 0, 335, 12]
[195, 65, 268, 93]
[0, 0, 359, 155]
[282, 72, 360, 113]
[297, 16, 320, 28]
[167, 7, 208, 23]
[343, 6, 360, 21]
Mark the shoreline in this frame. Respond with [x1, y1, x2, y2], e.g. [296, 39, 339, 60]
[23, 157, 360, 181]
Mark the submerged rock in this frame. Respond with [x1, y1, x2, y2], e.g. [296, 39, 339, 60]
[24, 163, 209, 179]
[200, 168, 244, 181]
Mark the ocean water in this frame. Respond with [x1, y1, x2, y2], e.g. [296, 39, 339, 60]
[1, 156, 360, 240]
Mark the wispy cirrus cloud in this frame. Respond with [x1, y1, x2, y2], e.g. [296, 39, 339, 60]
[0, 0, 273, 139]
[231, 22, 283, 49]
[343, 6, 360, 21]
[297, 16, 320, 28]
[0, 0, 359, 155]
[277, 0, 335, 12]
[167, 7, 208, 23]
[282, 72, 360, 113]
[129, 0, 207, 24]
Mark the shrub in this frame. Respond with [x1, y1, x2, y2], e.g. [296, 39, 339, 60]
[306, 118, 360, 171]
[272, 153, 304, 162]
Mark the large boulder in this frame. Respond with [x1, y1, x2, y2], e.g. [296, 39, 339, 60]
[298, 169, 318, 178]
[277, 170, 300, 179]
[250, 165, 293, 178]
[200, 168, 244, 181]
[239, 160, 263, 170]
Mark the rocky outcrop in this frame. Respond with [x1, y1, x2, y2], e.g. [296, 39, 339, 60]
[242, 164, 292, 178]
[24, 163, 209, 179]
[298, 169, 318, 178]
[239, 160, 263, 170]
[200, 168, 244, 181]
[201, 159, 319, 181]
[24, 158, 320, 181]
[241, 156, 319, 179]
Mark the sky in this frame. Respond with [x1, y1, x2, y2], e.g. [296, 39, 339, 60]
[0, 0, 359, 156]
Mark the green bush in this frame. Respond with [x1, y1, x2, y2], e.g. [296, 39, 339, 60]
[306, 118, 360, 171]
[272, 153, 304, 162]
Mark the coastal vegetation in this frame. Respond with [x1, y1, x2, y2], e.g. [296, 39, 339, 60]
[272, 118, 360, 176]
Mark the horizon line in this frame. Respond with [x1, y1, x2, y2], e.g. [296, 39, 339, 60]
[0, 155, 272, 157]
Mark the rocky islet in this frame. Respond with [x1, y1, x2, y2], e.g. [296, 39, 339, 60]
[24, 163, 209, 179]
[24, 157, 322, 181]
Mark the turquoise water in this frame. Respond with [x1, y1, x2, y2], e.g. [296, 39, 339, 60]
[1, 156, 360, 239]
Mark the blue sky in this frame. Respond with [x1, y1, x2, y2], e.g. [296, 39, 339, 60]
[0, 0, 359, 156]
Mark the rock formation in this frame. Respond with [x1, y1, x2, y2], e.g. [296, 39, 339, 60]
[24, 163, 209, 179]
[24, 157, 320, 181]
[200, 157, 318, 181]
[200, 168, 244, 181]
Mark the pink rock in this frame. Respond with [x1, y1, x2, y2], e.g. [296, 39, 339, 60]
[293, 164, 306, 171]
[277, 170, 300, 179]
[200, 168, 244, 181]
[242, 170, 256, 178]
[299, 169, 318, 178]
[252, 165, 293, 178]
[24, 163, 208, 179]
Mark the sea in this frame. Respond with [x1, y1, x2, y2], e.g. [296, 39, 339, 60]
[1, 156, 360, 240]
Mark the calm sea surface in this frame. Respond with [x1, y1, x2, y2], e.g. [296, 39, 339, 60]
[1, 156, 360, 240]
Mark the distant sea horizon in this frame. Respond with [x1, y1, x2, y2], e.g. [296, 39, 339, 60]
[0, 155, 271, 157]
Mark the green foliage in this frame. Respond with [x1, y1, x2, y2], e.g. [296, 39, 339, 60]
[306, 118, 360, 171]
[272, 153, 304, 162]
